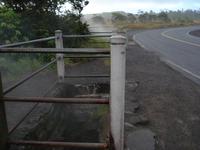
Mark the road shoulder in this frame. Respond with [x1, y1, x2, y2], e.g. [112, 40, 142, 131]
[125, 40, 200, 150]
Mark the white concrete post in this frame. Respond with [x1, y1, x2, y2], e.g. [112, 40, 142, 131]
[110, 34, 126, 150]
[55, 30, 65, 82]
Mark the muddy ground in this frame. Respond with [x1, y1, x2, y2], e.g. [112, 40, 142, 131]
[6, 31, 200, 150]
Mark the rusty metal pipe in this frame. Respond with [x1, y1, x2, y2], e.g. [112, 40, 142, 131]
[64, 54, 110, 58]
[64, 75, 110, 78]
[0, 48, 110, 54]
[0, 36, 56, 48]
[8, 140, 108, 149]
[3, 97, 109, 104]
[63, 34, 111, 38]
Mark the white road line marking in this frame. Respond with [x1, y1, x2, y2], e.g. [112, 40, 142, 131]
[161, 30, 200, 48]
[133, 35, 146, 49]
[163, 59, 200, 80]
[133, 30, 200, 81]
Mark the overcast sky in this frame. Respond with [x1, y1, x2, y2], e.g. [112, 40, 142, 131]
[76, 0, 200, 14]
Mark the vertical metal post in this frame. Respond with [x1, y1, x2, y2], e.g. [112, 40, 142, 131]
[55, 30, 65, 82]
[110, 34, 126, 150]
[0, 73, 8, 150]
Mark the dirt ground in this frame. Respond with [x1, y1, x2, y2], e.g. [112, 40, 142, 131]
[125, 32, 200, 150]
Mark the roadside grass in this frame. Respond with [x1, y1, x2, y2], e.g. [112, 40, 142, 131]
[67, 37, 110, 65]
[114, 20, 200, 30]
[81, 37, 110, 48]
[0, 55, 44, 83]
[0, 37, 110, 84]
[83, 37, 110, 66]
[94, 105, 109, 119]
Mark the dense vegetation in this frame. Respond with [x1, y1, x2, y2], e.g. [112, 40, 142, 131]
[90, 10, 200, 29]
[0, 0, 90, 83]
[121, 10, 200, 28]
[0, 0, 89, 44]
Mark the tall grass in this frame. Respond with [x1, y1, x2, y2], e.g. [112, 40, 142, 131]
[0, 54, 44, 83]
[116, 20, 200, 30]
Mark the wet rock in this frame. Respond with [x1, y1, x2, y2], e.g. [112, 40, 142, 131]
[132, 102, 140, 113]
[125, 122, 137, 131]
[129, 115, 149, 125]
[125, 111, 134, 115]
[126, 102, 140, 113]
[127, 129, 155, 150]
[189, 115, 200, 121]
[126, 81, 139, 92]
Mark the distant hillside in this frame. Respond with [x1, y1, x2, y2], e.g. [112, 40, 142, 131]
[84, 10, 200, 30]
[83, 11, 128, 24]
[83, 11, 130, 32]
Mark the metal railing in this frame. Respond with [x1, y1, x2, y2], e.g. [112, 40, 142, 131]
[0, 30, 126, 150]
[3, 60, 56, 95]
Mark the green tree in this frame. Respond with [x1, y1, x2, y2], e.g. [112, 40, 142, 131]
[2, 0, 89, 14]
[158, 11, 171, 22]
[2, 0, 89, 39]
[59, 12, 89, 47]
[0, 6, 23, 44]
[138, 12, 149, 23]
[2, 0, 66, 13]
[127, 13, 136, 23]
[67, 0, 89, 14]
[1, 0, 90, 63]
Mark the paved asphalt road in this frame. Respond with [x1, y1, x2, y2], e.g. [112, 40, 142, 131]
[133, 26, 200, 84]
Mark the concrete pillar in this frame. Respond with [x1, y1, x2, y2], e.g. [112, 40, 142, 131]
[110, 34, 126, 150]
[0, 73, 8, 150]
[55, 30, 65, 82]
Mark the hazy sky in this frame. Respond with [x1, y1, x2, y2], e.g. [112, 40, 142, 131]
[77, 0, 200, 14]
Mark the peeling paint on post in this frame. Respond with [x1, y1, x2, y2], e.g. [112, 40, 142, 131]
[110, 34, 126, 150]
[55, 30, 65, 82]
[0, 73, 8, 150]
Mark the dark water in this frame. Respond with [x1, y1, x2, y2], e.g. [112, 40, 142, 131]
[12, 83, 110, 150]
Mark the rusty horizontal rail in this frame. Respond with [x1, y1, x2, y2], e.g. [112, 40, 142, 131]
[3, 97, 109, 104]
[3, 60, 56, 95]
[90, 32, 125, 34]
[64, 75, 110, 78]
[90, 32, 113, 34]
[64, 54, 110, 58]
[63, 34, 111, 38]
[0, 36, 55, 48]
[88, 41, 110, 44]
[0, 48, 110, 54]
[8, 140, 108, 149]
